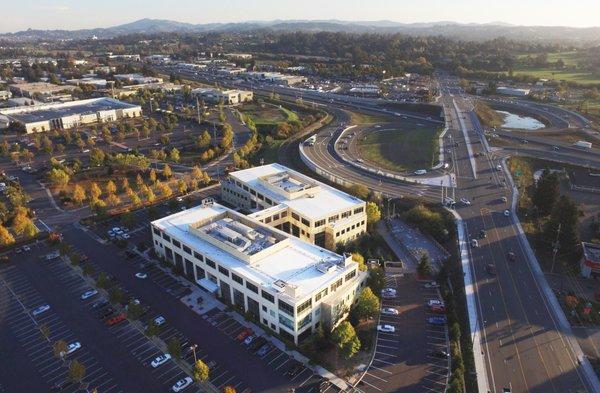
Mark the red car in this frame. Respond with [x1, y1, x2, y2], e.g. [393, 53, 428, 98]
[236, 328, 252, 341]
[106, 313, 126, 326]
[430, 305, 446, 314]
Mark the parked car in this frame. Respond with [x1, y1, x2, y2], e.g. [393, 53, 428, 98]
[80, 289, 98, 300]
[171, 377, 193, 392]
[424, 281, 440, 289]
[377, 324, 395, 333]
[154, 316, 166, 326]
[381, 288, 397, 298]
[471, 239, 479, 248]
[430, 305, 446, 314]
[428, 299, 444, 307]
[32, 304, 50, 316]
[501, 196, 508, 203]
[507, 251, 516, 262]
[91, 300, 109, 309]
[427, 316, 447, 326]
[503, 210, 510, 217]
[460, 198, 471, 206]
[250, 337, 267, 351]
[151, 353, 172, 368]
[236, 328, 252, 341]
[135, 272, 148, 279]
[51, 379, 73, 391]
[65, 341, 81, 355]
[381, 307, 399, 316]
[106, 313, 126, 326]
[97, 307, 115, 320]
[486, 264, 496, 275]
[256, 343, 272, 357]
[243, 335, 256, 346]
[435, 350, 450, 359]
[479, 229, 487, 239]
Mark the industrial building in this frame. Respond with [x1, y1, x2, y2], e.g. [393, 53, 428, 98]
[242, 71, 307, 86]
[221, 164, 367, 250]
[191, 88, 253, 105]
[497, 87, 531, 97]
[66, 77, 109, 88]
[0, 97, 142, 133]
[151, 199, 366, 344]
[114, 74, 164, 85]
[9, 82, 77, 98]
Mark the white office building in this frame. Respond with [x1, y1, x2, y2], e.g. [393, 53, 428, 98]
[221, 164, 367, 250]
[151, 200, 366, 344]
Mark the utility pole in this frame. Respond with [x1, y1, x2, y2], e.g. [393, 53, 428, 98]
[550, 223, 562, 274]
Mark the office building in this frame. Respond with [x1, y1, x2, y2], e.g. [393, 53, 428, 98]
[0, 97, 142, 133]
[221, 164, 367, 250]
[191, 88, 253, 105]
[9, 82, 77, 98]
[151, 199, 366, 344]
[114, 74, 164, 85]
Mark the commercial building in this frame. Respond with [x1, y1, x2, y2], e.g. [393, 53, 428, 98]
[0, 97, 142, 133]
[9, 82, 77, 98]
[224, 53, 253, 60]
[221, 164, 367, 250]
[191, 88, 253, 105]
[242, 71, 307, 86]
[114, 74, 163, 84]
[106, 54, 141, 62]
[144, 55, 172, 64]
[66, 78, 109, 88]
[581, 242, 600, 278]
[151, 199, 366, 344]
[497, 87, 531, 97]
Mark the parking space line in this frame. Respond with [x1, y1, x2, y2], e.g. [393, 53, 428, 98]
[365, 372, 388, 383]
[369, 365, 392, 375]
[360, 378, 383, 391]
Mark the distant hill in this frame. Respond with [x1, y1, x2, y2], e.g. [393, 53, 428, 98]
[1, 18, 600, 43]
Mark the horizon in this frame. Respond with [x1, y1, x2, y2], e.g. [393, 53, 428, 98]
[2, 0, 600, 33]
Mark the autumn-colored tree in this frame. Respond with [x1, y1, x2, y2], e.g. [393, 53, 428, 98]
[162, 164, 173, 179]
[149, 169, 157, 184]
[106, 180, 117, 195]
[72, 184, 86, 205]
[106, 193, 121, 207]
[0, 224, 15, 246]
[121, 178, 130, 192]
[90, 182, 102, 200]
[191, 165, 202, 180]
[136, 173, 145, 189]
[177, 179, 187, 194]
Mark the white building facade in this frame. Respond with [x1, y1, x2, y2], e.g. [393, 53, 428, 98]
[151, 200, 366, 344]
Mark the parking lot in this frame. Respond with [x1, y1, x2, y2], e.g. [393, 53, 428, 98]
[357, 275, 450, 393]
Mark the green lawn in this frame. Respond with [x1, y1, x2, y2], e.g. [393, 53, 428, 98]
[357, 125, 441, 172]
[514, 51, 600, 85]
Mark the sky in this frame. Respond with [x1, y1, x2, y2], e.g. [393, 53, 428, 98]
[2, 0, 600, 33]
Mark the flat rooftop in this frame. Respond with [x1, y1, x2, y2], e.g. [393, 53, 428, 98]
[152, 202, 353, 300]
[229, 163, 364, 219]
[1, 98, 139, 124]
[583, 242, 600, 263]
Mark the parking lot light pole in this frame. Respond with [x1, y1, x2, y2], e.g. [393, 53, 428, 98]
[190, 344, 198, 362]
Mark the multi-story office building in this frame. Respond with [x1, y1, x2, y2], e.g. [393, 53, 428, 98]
[221, 164, 367, 250]
[151, 199, 366, 344]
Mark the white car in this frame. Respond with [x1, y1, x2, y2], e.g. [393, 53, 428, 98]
[107, 230, 115, 238]
[66, 341, 81, 355]
[135, 272, 148, 279]
[154, 316, 166, 326]
[503, 210, 510, 217]
[496, 165, 502, 171]
[381, 288, 397, 298]
[381, 307, 399, 316]
[119, 233, 131, 240]
[22, 245, 31, 252]
[460, 198, 471, 206]
[32, 304, 50, 316]
[80, 289, 98, 300]
[428, 299, 444, 307]
[424, 281, 440, 289]
[111, 227, 121, 233]
[377, 324, 396, 333]
[171, 377, 193, 392]
[151, 353, 172, 368]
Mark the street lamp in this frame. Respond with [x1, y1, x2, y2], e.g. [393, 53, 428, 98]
[189, 344, 198, 362]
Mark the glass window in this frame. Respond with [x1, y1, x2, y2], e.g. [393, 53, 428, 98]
[297, 298, 312, 314]
[278, 300, 294, 317]
[152, 227, 161, 236]
[331, 278, 343, 292]
[206, 258, 216, 269]
[315, 219, 325, 227]
[292, 213, 299, 221]
[354, 207, 364, 214]
[193, 251, 203, 261]
[301, 218, 310, 226]
[182, 245, 191, 254]
[298, 313, 312, 329]
[345, 270, 357, 281]
[172, 239, 181, 248]
[279, 314, 294, 330]
[162, 233, 171, 242]
[246, 281, 258, 294]
[232, 273, 243, 285]
[261, 290, 274, 303]
[218, 266, 229, 277]
[315, 288, 328, 301]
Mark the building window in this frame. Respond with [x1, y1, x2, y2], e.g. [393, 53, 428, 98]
[315, 219, 325, 227]
[354, 207, 364, 214]
[328, 215, 339, 223]
[345, 270, 357, 281]
[182, 245, 191, 255]
[261, 290, 274, 303]
[162, 233, 171, 242]
[232, 273, 243, 285]
[153, 227, 161, 236]
[301, 218, 310, 227]
[297, 298, 312, 315]
[172, 239, 181, 248]
[206, 258, 216, 269]
[193, 251, 203, 261]
[262, 305, 267, 312]
[279, 314, 295, 331]
[273, 214, 279, 221]
[278, 300, 294, 317]
[298, 313, 312, 329]
[246, 281, 258, 294]
[341, 211, 351, 219]
[218, 266, 229, 277]
[331, 278, 343, 292]
[281, 211, 287, 218]
[164, 247, 173, 261]
[265, 217, 272, 224]
[292, 213, 299, 221]
[315, 288, 328, 301]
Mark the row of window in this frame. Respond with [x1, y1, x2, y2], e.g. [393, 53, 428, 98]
[335, 221, 366, 238]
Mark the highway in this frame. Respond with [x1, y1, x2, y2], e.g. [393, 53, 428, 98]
[153, 63, 600, 392]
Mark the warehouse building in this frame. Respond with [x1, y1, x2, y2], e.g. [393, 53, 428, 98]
[114, 74, 163, 84]
[0, 97, 142, 133]
[9, 82, 77, 98]
[151, 199, 366, 344]
[191, 88, 253, 105]
[221, 164, 367, 250]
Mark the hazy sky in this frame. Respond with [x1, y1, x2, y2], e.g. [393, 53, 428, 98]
[2, 0, 599, 33]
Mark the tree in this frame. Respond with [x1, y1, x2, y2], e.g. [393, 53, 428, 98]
[136, 173, 145, 189]
[144, 187, 156, 203]
[68, 360, 86, 383]
[53, 340, 68, 359]
[12, 208, 35, 236]
[532, 170, 560, 216]
[90, 182, 102, 200]
[222, 387, 236, 393]
[149, 169, 157, 184]
[417, 253, 433, 277]
[90, 148, 105, 167]
[48, 168, 70, 187]
[349, 184, 369, 200]
[0, 224, 15, 246]
[190, 165, 202, 180]
[366, 202, 381, 224]
[193, 359, 210, 383]
[106, 180, 117, 195]
[331, 321, 361, 359]
[167, 337, 182, 359]
[121, 178, 130, 192]
[72, 184, 86, 205]
[196, 131, 211, 149]
[162, 164, 173, 179]
[156, 181, 173, 198]
[353, 287, 380, 321]
[544, 195, 581, 260]
[127, 300, 143, 320]
[220, 125, 234, 149]
[177, 179, 188, 194]
[146, 319, 160, 337]
[169, 148, 180, 163]
[96, 272, 109, 289]
[109, 287, 123, 305]
[351, 252, 367, 271]
[106, 193, 121, 207]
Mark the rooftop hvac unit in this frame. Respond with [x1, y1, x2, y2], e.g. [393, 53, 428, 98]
[201, 197, 215, 207]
